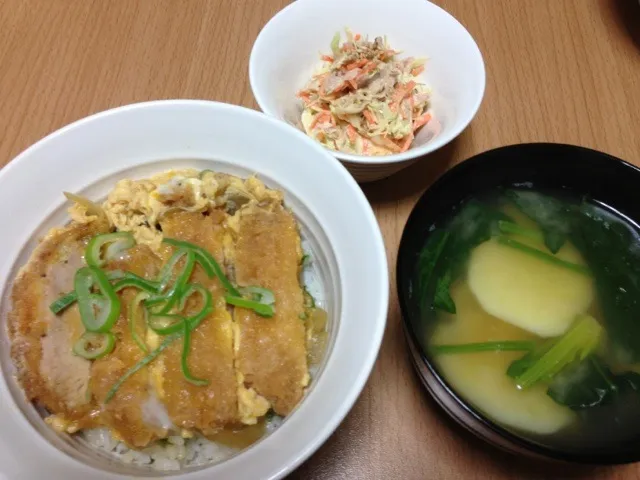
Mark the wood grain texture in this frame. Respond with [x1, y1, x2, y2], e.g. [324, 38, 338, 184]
[0, 0, 639, 479]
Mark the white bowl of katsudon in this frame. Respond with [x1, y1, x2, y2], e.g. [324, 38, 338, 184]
[0, 100, 388, 479]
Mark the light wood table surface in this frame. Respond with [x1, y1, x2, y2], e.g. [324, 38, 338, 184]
[1, 1, 639, 479]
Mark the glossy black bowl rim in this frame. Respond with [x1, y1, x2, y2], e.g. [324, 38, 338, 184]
[397, 142, 640, 465]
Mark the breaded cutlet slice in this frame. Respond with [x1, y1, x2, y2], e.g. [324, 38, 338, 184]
[8, 220, 109, 433]
[90, 244, 168, 447]
[229, 202, 308, 417]
[157, 210, 239, 434]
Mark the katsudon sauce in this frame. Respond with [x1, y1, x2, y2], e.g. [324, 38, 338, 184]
[8, 169, 328, 468]
[415, 188, 640, 451]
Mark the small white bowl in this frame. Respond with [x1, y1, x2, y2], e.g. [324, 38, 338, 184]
[0, 100, 388, 479]
[250, 0, 486, 183]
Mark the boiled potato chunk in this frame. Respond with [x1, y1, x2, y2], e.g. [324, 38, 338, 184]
[467, 238, 594, 337]
[432, 282, 575, 435]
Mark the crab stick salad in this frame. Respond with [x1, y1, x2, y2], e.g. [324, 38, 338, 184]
[298, 30, 432, 156]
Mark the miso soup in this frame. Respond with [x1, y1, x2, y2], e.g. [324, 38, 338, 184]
[416, 188, 640, 451]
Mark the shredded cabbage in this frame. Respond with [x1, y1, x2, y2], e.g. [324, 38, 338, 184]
[330, 32, 341, 57]
[297, 28, 433, 156]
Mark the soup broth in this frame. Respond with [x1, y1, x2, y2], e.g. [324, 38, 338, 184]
[416, 187, 640, 452]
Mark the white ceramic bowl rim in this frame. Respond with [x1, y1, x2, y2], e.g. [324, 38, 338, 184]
[249, 0, 486, 165]
[0, 100, 389, 479]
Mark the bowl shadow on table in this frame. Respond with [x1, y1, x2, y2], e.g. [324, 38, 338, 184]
[406, 346, 615, 480]
[609, 0, 640, 50]
[361, 139, 460, 205]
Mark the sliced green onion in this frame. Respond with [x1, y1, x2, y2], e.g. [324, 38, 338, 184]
[104, 332, 181, 403]
[178, 283, 214, 330]
[129, 292, 150, 353]
[177, 284, 197, 311]
[49, 270, 128, 315]
[181, 319, 210, 386]
[430, 341, 538, 355]
[156, 250, 196, 314]
[72, 332, 116, 360]
[74, 266, 121, 332]
[162, 238, 240, 297]
[156, 249, 189, 293]
[238, 286, 275, 306]
[113, 273, 161, 294]
[225, 295, 274, 317]
[85, 232, 135, 267]
[106, 269, 127, 281]
[50, 292, 78, 314]
[148, 313, 186, 335]
[497, 236, 591, 276]
[144, 295, 168, 309]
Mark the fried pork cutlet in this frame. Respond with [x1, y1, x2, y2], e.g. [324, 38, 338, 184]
[158, 210, 239, 434]
[8, 220, 109, 432]
[231, 202, 308, 416]
[90, 244, 167, 447]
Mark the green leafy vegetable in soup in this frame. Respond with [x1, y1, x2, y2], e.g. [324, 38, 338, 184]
[416, 188, 640, 447]
[415, 200, 511, 316]
[548, 356, 640, 409]
[571, 202, 640, 363]
[504, 189, 571, 253]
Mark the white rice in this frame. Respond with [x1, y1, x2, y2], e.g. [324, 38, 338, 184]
[82, 428, 239, 471]
[81, 415, 287, 471]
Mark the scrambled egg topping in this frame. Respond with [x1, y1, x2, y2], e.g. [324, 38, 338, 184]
[237, 376, 271, 425]
[69, 169, 283, 252]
